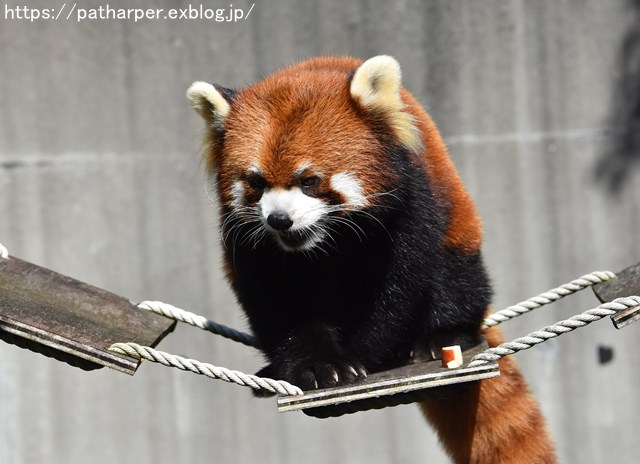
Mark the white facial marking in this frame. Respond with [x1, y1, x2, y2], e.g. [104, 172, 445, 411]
[259, 187, 327, 229]
[258, 187, 328, 251]
[330, 172, 368, 207]
[230, 181, 245, 207]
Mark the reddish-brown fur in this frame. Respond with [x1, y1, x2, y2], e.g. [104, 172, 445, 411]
[421, 326, 557, 463]
[402, 71, 556, 461]
[205, 56, 555, 462]
[216, 58, 397, 209]
[211, 57, 483, 253]
[401, 90, 484, 253]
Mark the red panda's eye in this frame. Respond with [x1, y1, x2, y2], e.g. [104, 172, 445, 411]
[300, 176, 319, 188]
[247, 175, 267, 191]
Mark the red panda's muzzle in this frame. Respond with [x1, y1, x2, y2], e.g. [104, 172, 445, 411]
[266, 211, 313, 249]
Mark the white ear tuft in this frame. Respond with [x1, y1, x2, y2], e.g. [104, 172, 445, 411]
[187, 81, 230, 126]
[350, 56, 422, 153]
[350, 55, 403, 110]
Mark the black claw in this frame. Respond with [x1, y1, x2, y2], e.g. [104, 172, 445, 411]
[315, 364, 340, 388]
[255, 357, 367, 393]
[297, 369, 320, 391]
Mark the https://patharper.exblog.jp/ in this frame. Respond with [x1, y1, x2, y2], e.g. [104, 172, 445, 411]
[3, 3, 255, 23]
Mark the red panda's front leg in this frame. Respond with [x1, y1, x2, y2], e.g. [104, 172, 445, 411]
[254, 320, 368, 393]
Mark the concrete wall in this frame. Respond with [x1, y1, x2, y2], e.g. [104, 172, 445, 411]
[1, 1, 640, 462]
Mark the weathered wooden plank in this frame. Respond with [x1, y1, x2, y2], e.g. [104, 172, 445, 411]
[592, 262, 640, 329]
[0, 256, 176, 374]
[610, 305, 640, 329]
[277, 340, 499, 418]
[592, 262, 640, 304]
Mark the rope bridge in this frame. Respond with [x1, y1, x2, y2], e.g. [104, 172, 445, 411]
[1, 240, 639, 415]
[114, 275, 637, 386]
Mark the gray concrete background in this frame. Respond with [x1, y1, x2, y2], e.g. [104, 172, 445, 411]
[1, 0, 640, 463]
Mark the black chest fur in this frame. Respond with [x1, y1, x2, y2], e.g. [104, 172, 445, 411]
[221, 155, 491, 386]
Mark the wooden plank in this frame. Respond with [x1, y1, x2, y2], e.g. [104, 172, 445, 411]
[611, 305, 640, 329]
[592, 262, 640, 329]
[0, 256, 176, 374]
[277, 340, 499, 418]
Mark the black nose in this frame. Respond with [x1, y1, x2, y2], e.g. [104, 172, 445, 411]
[267, 211, 293, 231]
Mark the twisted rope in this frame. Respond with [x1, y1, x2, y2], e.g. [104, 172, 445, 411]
[482, 271, 616, 329]
[470, 296, 640, 367]
[137, 301, 258, 348]
[2, 237, 634, 397]
[109, 342, 302, 396]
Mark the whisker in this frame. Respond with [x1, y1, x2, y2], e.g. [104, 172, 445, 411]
[238, 223, 265, 247]
[341, 208, 393, 242]
[325, 215, 368, 242]
[307, 224, 335, 256]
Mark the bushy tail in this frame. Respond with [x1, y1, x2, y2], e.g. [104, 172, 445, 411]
[419, 327, 556, 464]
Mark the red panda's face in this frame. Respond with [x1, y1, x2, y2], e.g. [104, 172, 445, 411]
[217, 78, 389, 252]
[188, 56, 422, 253]
[224, 165, 368, 252]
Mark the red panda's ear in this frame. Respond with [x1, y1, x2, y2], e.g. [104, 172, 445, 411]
[187, 82, 235, 172]
[187, 82, 233, 131]
[350, 56, 422, 153]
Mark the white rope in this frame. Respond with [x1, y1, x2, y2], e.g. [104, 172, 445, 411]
[137, 301, 258, 348]
[482, 271, 616, 329]
[1, 236, 632, 398]
[470, 296, 640, 367]
[109, 342, 302, 396]
[0, 242, 8, 259]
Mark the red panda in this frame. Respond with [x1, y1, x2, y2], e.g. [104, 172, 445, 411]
[187, 55, 556, 463]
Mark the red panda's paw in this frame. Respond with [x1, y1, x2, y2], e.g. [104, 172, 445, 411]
[254, 358, 368, 394]
[293, 358, 368, 391]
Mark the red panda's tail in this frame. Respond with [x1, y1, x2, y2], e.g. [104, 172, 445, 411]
[419, 326, 557, 464]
